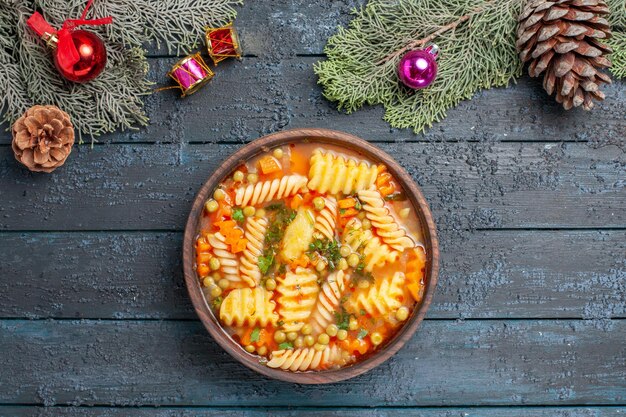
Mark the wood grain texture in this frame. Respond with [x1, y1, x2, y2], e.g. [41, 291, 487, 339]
[1, 406, 625, 417]
[1, 230, 623, 320]
[0, 142, 623, 231]
[0, 319, 624, 406]
[1, 58, 623, 145]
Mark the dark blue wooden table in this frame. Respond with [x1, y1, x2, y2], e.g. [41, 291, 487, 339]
[1, 1, 625, 416]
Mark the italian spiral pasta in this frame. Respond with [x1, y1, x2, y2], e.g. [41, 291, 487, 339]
[235, 174, 307, 207]
[206, 232, 242, 283]
[342, 218, 399, 271]
[313, 197, 337, 241]
[194, 142, 428, 372]
[276, 268, 320, 332]
[267, 345, 352, 371]
[358, 188, 416, 252]
[239, 216, 269, 287]
[219, 287, 279, 327]
[308, 148, 378, 195]
[309, 270, 347, 335]
[345, 272, 406, 321]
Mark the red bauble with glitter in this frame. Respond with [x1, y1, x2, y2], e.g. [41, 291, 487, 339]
[53, 29, 107, 82]
[26, 1, 112, 83]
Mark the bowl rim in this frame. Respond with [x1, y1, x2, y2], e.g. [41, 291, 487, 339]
[183, 128, 439, 384]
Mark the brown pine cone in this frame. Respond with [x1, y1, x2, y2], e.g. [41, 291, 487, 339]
[12, 105, 75, 173]
[516, 0, 612, 110]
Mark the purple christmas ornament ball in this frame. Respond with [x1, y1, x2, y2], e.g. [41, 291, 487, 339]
[397, 44, 439, 89]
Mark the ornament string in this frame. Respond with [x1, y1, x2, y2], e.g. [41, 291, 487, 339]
[27, 0, 113, 73]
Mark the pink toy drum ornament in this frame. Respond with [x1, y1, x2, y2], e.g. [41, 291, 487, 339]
[397, 44, 439, 90]
[167, 53, 214, 97]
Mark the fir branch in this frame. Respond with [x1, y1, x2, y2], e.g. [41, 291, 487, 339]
[315, 0, 625, 133]
[315, 0, 523, 134]
[607, 0, 626, 78]
[0, 0, 241, 142]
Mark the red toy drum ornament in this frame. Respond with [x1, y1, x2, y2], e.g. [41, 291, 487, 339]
[26, 0, 112, 83]
[397, 44, 439, 90]
[205, 23, 242, 65]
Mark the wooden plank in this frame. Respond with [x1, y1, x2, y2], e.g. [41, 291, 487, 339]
[0, 319, 624, 406]
[0, 142, 623, 231]
[1, 406, 625, 417]
[0, 230, 623, 320]
[0, 58, 624, 145]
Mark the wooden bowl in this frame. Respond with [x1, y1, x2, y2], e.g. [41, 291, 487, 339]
[183, 128, 439, 384]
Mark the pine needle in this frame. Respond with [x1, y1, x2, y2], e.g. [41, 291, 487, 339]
[315, 0, 625, 134]
[0, 0, 241, 143]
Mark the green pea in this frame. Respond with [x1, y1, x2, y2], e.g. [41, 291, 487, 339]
[247, 173, 258, 184]
[301, 324, 313, 335]
[315, 260, 327, 272]
[213, 188, 226, 201]
[244, 344, 255, 353]
[218, 278, 230, 290]
[337, 329, 348, 341]
[313, 343, 326, 351]
[313, 197, 326, 211]
[204, 199, 219, 213]
[287, 332, 298, 341]
[257, 346, 267, 356]
[338, 258, 348, 271]
[209, 284, 222, 298]
[348, 316, 358, 331]
[233, 170, 244, 182]
[339, 245, 351, 258]
[395, 306, 410, 321]
[370, 332, 383, 346]
[243, 206, 256, 217]
[294, 336, 304, 348]
[317, 333, 330, 345]
[209, 257, 221, 271]
[304, 335, 315, 346]
[265, 278, 277, 291]
[202, 277, 215, 288]
[347, 253, 360, 268]
[273, 148, 284, 159]
[326, 324, 338, 337]
[256, 208, 266, 218]
[357, 279, 371, 289]
[362, 218, 372, 230]
[274, 331, 286, 343]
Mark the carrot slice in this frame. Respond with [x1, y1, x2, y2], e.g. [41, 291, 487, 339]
[340, 208, 359, 218]
[290, 194, 304, 210]
[259, 155, 282, 175]
[231, 238, 248, 253]
[338, 198, 356, 209]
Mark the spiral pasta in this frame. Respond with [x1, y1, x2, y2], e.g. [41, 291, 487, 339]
[239, 217, 269, 287]
[206, 232, 242, 283]
[307, 148, 379, 195]
[276, 267, 320, 332]
[345, 272, 406, 321]
[342, 218, 399, 271]
[266, 345, 352, 371]
[309, 270, 347, 335]
[235, 174, 308, 207]
[358, 188, 415, 252]
[313, 197, 338, 241]
[219, 287, 279, 327]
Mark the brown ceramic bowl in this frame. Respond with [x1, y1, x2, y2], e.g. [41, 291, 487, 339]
[183, 128, 439, 384]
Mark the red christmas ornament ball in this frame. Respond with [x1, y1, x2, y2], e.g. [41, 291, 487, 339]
[54, 30, 107, 83]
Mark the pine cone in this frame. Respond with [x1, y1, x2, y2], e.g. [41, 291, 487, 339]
[12, 105, 75, 173]
[517, 0, 612, 110]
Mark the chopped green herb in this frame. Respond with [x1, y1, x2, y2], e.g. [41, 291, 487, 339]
[357, 329, 368, 339]
[354, 198, 362, 210]
[277, 264, 287, 275]
[250, 327, 261, 343]
[339, 208, 346, 215]
[232, 207, 244, 222]
[258, 255, 274, 275]
[335, 308, 350, 330]
[278, 342, 294, 350]
[384, 191, 407, 201]
[212, 296, 223, 309]
[360, 309, 366, 316]
[352, 268, 374, 285]
[307, 238, 342, 271]
[277, 320, 285, 327]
